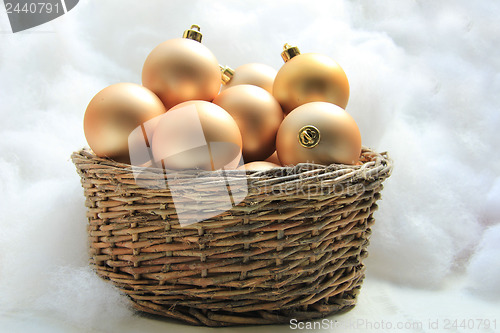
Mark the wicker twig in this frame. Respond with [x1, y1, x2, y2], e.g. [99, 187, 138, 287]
[71, 147, 392, 326]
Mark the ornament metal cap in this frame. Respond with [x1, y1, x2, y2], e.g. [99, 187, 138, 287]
[220, 65, 235, 85]
[182, 25, 203, 43]
[298, 125, 321, 148]
[281, 43, 301, 62]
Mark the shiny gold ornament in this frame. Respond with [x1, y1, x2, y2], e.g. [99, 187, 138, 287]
[276, 102, 361, 166]
[83, 82, 166, 164]
[220, 63, 277, 94]
[151, 100, 243, 171]
[142, 25, 221, 110]
[213, 85, 283, 162]
[238, 161, 280, 171]
[273, 43, 350, 114]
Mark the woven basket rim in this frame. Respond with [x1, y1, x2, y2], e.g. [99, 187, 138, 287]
[71, 146, 393, 181]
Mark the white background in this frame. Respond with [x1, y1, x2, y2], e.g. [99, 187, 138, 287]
[0, 0, 499, 332]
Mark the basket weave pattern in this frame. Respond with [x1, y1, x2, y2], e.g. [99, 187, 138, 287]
[71, 147, 392, 326]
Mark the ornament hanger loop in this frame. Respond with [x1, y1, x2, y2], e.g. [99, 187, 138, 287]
[183, 24, 203, 43]
[219, 65, 235, 84]
[281, 43, 301, 62]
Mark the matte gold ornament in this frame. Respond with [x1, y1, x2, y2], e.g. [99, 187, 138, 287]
[273, 43, 350, 114]
[276, 102, 361, 166]
[238, 161, 280, 171]
[151, 100, 243, 171]
[142, 25, 221, 109]
[220, 63, 277, 94]
[213, 85, 283, 162]
[83, 82, 166, 164]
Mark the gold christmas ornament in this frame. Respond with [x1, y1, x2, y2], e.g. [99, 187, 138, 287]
[276, 102, 361, 166]
[142, 25, 221, 110]
[220, 63, 277, 94]
[151, 100, 242, 171]
[273, 43, 350, 114]
[83, 82, 166, 164]
[238, 161, 281, 171]
[213, 84, 283, 162]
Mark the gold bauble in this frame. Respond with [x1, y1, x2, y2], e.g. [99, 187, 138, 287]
[142, 27, 220, 110]
[221, 63, 277, 94]
[273, 45, 349, 114]
[151, 100, 242, 171]
[83, 83, 166, 164]
[213, 85, 283, 162]
[238, 161, 280, 171]
[276, 102, 361, 166]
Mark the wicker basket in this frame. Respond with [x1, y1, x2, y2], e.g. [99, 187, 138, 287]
[71, 147, 392, 326]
